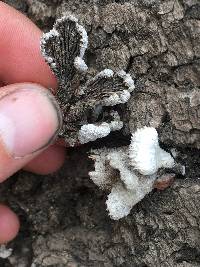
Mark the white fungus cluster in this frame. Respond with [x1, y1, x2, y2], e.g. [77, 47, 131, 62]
[41, 15, 136, 145]
[78, 111, 123, 144]
[129, 127, 175, 175]
[0, 245, 12, 259]
[89, 127, 176, 220]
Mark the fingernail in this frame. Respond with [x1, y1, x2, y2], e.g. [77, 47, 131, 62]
[0, 84, 62, 158]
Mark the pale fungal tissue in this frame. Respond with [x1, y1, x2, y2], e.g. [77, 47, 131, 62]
[129, 127, 175, 175]
[89, 127, 184, 220]
[78, 111, 123, 144]
[41, 15, 135, 146]
[0, 245, 12, 259]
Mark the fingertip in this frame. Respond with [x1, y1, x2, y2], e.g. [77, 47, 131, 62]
[0, 83, 62, 182]
[0, 2, 57, 90]
[0, 205, 20, 244]
[24, 145, 66, 175]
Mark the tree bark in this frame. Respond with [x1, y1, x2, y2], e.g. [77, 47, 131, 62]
[2, 0, 200, 266]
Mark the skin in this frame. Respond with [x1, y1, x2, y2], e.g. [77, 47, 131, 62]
[0, 2, 66, 243]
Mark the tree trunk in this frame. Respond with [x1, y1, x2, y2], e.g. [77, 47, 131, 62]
[1, 0, 200, 266]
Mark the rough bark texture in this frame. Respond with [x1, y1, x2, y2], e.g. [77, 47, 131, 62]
[1, 0, 200, 266]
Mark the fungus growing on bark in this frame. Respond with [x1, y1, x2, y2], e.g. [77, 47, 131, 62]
[41, 16, 184, 221]
[41, 15, 135, 146]
[129, 127, 175, 175]
[0, 245, 12, 259]
[89, 127, 185, 220]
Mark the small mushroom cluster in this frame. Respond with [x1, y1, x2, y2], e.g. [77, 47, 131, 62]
[89, 127, 185, 220]
[41, 15, 135, 146]
[41, 16, 185, 220]
[0, 245, 12, 259]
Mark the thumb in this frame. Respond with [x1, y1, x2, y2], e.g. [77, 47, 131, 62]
[0, 83, 62, 182]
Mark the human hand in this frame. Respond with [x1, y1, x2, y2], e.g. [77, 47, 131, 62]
[0, 2, 66, 243]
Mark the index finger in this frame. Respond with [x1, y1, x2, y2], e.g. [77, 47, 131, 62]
[0, 2, 57, 89]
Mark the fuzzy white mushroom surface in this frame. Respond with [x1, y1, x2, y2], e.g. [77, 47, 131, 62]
[129, 127, 175, 175]
[78, 120, 123, 144]
[89, 127, 178, 220]
[106, 177, 156, 220]
[0, 245, 12, 259]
